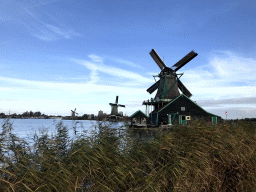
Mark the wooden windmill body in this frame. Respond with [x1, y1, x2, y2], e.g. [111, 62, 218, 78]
[108, 96, 125, 118]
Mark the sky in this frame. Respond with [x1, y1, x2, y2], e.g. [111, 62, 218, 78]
[0, 0, 255, 119]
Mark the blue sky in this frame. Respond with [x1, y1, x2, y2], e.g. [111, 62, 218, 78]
[0, 0, 255, 119]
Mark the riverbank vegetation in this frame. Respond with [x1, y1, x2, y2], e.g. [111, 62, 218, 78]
[0, 118, 255, 191]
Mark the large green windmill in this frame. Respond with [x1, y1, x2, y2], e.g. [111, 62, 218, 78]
[144, 49, 198, 113]
[147, 49, 197, 99]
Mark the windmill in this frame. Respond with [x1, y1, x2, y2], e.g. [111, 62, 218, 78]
[147, 49, 198, 100]
[131, 49, 221, 127]
[71, 108, 78, 119]
[109, 96, 125, 116]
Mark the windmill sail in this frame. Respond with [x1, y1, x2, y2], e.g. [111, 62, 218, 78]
[150, 49, 167, 70]
[173, 51, 198, 72]
[147, 80, 160, 94]
[177, 79, 192, 98]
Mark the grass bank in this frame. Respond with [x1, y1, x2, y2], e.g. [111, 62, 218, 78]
[0, 118, 255, 191]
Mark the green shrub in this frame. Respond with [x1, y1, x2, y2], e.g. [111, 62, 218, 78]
[0, 118, 255, 191]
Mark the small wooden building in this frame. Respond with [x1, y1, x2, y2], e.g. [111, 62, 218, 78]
[130, 110, 153, 127]
[149, 94, 221, 126]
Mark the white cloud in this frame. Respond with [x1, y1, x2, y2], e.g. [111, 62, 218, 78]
[88, 55, 103, 63]
[45, 24, 80, 39]
[1, 51, 256, 118]
[89, 67, 99, 84]
[72, 57, 153, 85]
[0, 74, 149, 116]
[20, 4, 34, 17]
[180, 50, 256, 90]
[197, 97, 256, 107]
[32, 23, 81, 41]
[210, 51, 256, 82]
[24, 0, 60, 8]
[0, 87, 21, 92]
[32, 29, 57, 41]
[1, 0, 81, 41]
[69, 77, 88, 80]
[147, 72, 158, 76]
[113, 58, 144, 69]
[0, 76, 145, 94]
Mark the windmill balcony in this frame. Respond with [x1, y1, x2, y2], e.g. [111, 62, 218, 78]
[142, 98, 172, 105]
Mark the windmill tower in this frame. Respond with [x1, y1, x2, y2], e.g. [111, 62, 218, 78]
[144, 49, 198, 113]
[109, 96, 125, 116]
[71, 108, 78, 119]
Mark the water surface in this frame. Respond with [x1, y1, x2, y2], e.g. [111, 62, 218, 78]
[0, 119, 126, 146]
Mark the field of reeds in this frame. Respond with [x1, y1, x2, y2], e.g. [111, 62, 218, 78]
[0, 118, 255, 192]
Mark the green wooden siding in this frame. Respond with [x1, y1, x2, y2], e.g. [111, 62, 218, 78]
[212, 116, 217, 124]
[179, 115, 187, 125]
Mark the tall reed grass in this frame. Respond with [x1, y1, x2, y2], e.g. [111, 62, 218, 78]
[0, 118, 255, 191]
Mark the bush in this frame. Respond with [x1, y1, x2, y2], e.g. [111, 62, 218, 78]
[0, 118, 255, 191]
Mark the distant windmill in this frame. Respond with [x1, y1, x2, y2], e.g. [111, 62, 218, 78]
[109, 96, 125, 115]
[71, 108, 78, 119]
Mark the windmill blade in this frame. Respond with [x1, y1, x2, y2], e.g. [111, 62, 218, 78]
[118, 104, 125, 108]
[150, 49, 167, 70]
[147, 80, 160, 94]
[177, 79, 192, 98]
[173, 51, 198, 72]
[115, 96, 119, 104]
[109, 103, 117, 105]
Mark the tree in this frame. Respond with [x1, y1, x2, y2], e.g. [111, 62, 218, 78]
[29, 111, 34, 117]
[34, 111, 41, 117]
[22, 111, 29, 117]
[0, 113, 6, 118]
[82, 114, 88, 120]
[11, 113, 17, 118]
